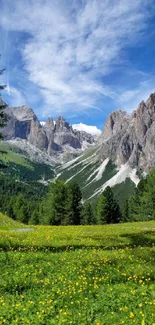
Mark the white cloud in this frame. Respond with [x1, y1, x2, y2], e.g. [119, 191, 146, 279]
[0, 0, 154, 116]
[118, 80, 155, 112]
[73, 123, 101, 136]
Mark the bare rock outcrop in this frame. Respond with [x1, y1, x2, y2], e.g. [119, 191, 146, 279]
[2, 91, 155, 170]
[99, 93, 155, 171]
[2, 105, 95, 161]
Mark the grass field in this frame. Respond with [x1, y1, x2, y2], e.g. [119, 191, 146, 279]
[0, 217, 155, 325]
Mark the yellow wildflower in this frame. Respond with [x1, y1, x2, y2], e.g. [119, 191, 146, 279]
[130, 312, 134, 318]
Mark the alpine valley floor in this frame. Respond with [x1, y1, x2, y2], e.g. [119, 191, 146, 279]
[0, 216, 155, 325]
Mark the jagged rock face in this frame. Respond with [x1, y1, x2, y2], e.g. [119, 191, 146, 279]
[55, 116, 71, 132]
[28, 119, 48, 151]
[54, 117, 81, 149]
[100, 110, 129, 141]
[74, 129, 95, 145]
[43, 118, 56, 155]
[99, 93, 155, 171]
[3, 106, 48, 151]
[2, 106, 95, 159]
[3, 106, 34, 140]
[3, 91, 154, 170]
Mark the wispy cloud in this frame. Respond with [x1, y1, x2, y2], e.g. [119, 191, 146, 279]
[117, 79, 155, 112]
[0, 0, 154, 116]
[4, 86, 26, 107]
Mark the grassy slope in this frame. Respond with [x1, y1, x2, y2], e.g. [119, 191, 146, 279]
[0, 142, 54, 181]
[0, 221, 154, 325]
[0, 213, 26, 230]
[0, 142, 31, 167]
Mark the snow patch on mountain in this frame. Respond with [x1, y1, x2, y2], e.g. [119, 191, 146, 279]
[95, 158, 110, 181]
[85, 158, 110, 187]
[90, 162, 140, 199]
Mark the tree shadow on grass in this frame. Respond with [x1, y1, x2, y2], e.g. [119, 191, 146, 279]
[120, 231, 155, 248]
[0, 230, 154, 252]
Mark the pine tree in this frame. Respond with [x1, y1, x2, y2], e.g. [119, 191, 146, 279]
[125, 172, 155, 222]
[13, 194, 29, 224]
[96, 186, 121, 224]
[96, 194, 107, 224]
[81, 201, 95, 225]
[43, 181, 72, 225]
[138, 168, 155, 220]
[121, 199, 130, 222]
[29, 209, 39, 225]
[68, 181, 82, 225]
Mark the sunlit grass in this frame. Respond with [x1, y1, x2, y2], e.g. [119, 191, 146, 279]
[0, 213, 28, 230]
[0, 220, 155, 324]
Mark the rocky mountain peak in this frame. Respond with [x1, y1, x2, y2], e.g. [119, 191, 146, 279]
[55, 116, 71, 132]
[44, 118, 55, 129]
[2, 104, 96, 162]
[146, 92, 155, 109]
[99, 92, 155, 171]
[9, 105, 36, 121]
[100, 109, 129, 141]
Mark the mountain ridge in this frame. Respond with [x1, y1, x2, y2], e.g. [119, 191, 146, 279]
[57, 92, 155, 202]
[2, 104, 96, 163]
[1, 92, 155, 203]
[98, 93, 155, 172]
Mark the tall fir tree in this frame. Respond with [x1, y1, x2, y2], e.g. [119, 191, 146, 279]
[138, 168, 155, 220]
[68, 181, 82, 225]
[42, 180, 72, 225]
[122, 172, 155, 222]
[121, 198, 130, 222]
[96, 186, 121, 224]
[96, 194, 108, 224]
[29, 209, 39, 225]
[13, 194, 30, 224]
[81, 201, 96, 225]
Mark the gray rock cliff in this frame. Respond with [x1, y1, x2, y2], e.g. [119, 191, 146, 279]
[2, 91, 155, 169]
[2, 105, 95, 160]
[99, 93, 155, 171]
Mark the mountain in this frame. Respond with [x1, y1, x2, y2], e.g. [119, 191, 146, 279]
[57, 93, 155, 205]
[2, 105, 95, 163]
[1, 92, 155, 205]
[99, 94, 155, 171]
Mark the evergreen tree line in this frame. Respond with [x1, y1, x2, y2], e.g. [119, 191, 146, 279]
[1, 169, 155, 225]
[122, 168, 155, 221]
[0, 174, 48, 224]
[0, 175, 121, 225]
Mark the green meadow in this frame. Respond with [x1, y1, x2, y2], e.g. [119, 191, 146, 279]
[0, 215, 155, 325]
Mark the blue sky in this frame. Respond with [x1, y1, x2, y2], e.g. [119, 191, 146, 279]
[0, 0, 155, 133]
